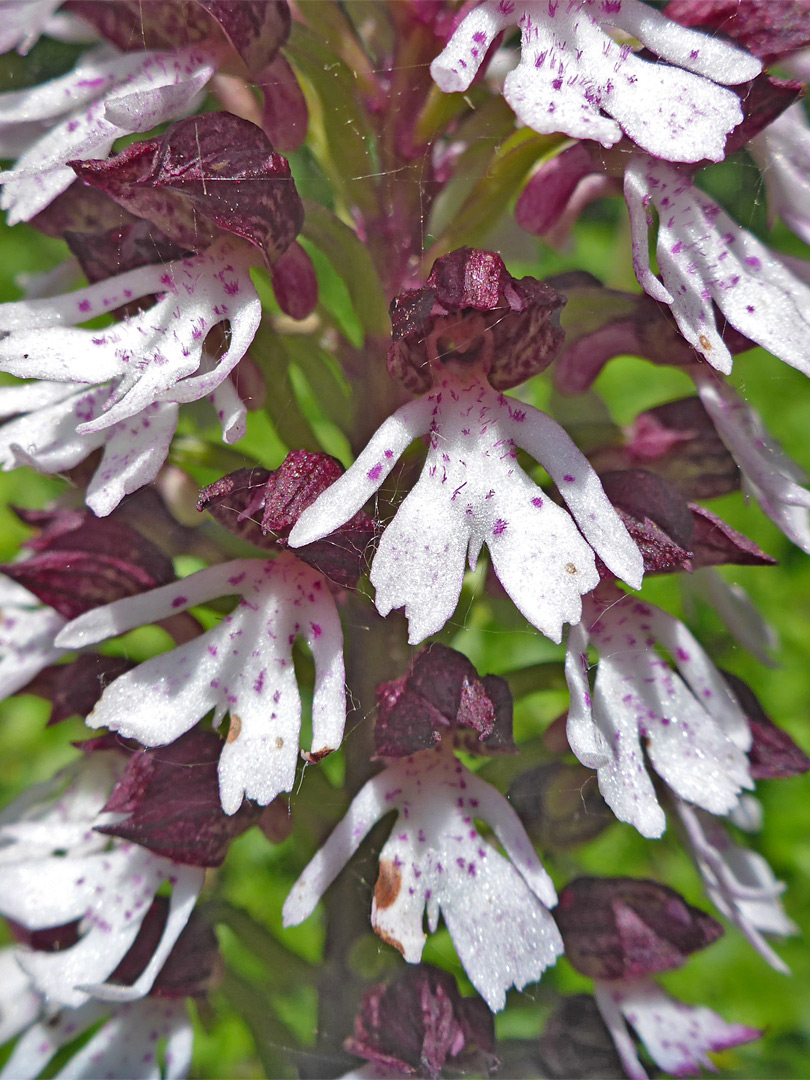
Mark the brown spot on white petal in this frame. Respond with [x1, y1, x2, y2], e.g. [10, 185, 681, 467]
[374, 859, 402, 910]
[301, 746, 334, 764]
[699, 334, 712, 352]
[275, 736, 284, 749]
[374, 925, 406, 957]
[226, 715, 242, 743]
[565, 563, 577, 574]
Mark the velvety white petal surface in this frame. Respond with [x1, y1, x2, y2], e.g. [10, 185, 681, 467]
[0, 949, 41, 1045]
[567, 591, 753, 837]
[4, 846, 202, 1008]
[0, 239, 261, 431]
[431, 0, 756, 162]
[297, 371, 639, 644]
[0, 579, 66, 702]
[0, 381, 178, 517]
[285, 744, 562, 1013]
[750, 103, 810, 247]
[0, 1000, 108, 1080]
[565, 621, 611, 769]
[697, 376, 810, 553]
[625, 155, 810, 376]
[684, 569, 778, 666]
[0, 47, 216, 223]
[59, 555, 346, 815]
[288, 397, 435, 547]
[596, 978, 760, 1080]
[676, 800, 793, 973]
[0, 0, 64, 56]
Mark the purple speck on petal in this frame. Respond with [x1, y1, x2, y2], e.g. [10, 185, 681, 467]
[676, 648, 690, 661]
[310, 622, 322, 639]
[368, 463, 383, 482]
[492, 518, 507, 536]
[563, 474, 575, 483]
[171, 596, 188, 608]
[531, 496, 543, 508]
[745, 256, 762, 271]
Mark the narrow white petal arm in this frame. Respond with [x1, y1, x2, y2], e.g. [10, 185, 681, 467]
[646, 605, 751, 751]
[462, 770, 556, 908]
[0, 260, 174, 332]
[81, 865, 204, 1003]
[55, 560, 261, 649]
[565, 621, 611, 768]
[289, 396, 435, 547]
[301, 597, 347, 758]
[616, 0, 761, 84]
[506, 406, 643, 588]
[282, 772, 393, 927]
[624, 161, 673, 305]
[429, 2, 511, 93]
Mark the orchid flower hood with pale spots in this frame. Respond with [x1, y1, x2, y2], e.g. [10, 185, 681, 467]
[625, 154, 810, 377]
[430, 0, 760, 163]
[282, 741, 563, 1013]
[288, 370, 643, 645]
[565, 587, 753, 838]
[56, 553, 346, 816]
[0, 237, 260, 436]
[593, 977, 760, 1080]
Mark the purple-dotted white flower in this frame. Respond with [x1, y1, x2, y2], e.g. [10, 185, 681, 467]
[593, 978, 760, 1080]
[289, 369, 643, 645]
[565, 585, 753, 838]
[0, 44, 216, 223]
[750, 102, 810, 247]
[430, 0, 760, 163]
[0, 751, 204, 1010]
[0, 381, 179, 518]
[675, 798, 796, 975]
[56, 553, 346, 815]
[696, 374, 810, 553]
[283, 740, 564, 1013]
[0, 992, 192, 1080]
[0, 236, 259, 437]
[0, 577, 66, 703]
[625, 153, 810, 376]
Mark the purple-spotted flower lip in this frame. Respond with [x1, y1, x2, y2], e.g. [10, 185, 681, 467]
[664, 0, 810, 66]
[554, 876, 724, 982]
[430, 0, 761, 163]
[283, 741, 563, 1013]
[387, 247, 566, 394]
[289, 368, 643, 646]
[566, 583, 753, 839]
[374, 643, 515, 758]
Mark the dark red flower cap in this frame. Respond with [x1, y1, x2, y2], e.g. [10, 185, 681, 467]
[96, 731, 260, 867]
[555, 877, 723, 981]
[375, 643, 515, 758]
[1, 508, 174, 620]
[345, 964, 498, 1080]
[722, 671, 810, 779]
[388, 248, 566, 394]
[197, 452, 374, 589]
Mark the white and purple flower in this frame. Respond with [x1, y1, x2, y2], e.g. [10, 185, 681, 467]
[431, 0, 760, 163]
[283, 741, 563, 1012]
[56, 553, 346, 815]
[290, 368, 642, 645]
[565, 584, 753, 838]
[625, 153, 810, 376]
